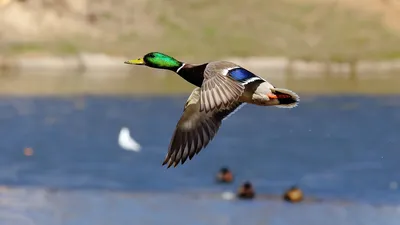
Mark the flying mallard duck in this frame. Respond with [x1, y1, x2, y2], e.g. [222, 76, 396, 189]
[125, 52, 299, 168]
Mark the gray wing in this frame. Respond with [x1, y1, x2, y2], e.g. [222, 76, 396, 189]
[200, 61, 245, 113]
[162, 87, 243, 168]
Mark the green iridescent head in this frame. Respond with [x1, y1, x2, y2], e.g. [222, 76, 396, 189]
[124, 52, 183, 71]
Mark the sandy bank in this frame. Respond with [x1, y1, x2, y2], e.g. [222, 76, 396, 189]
[2, 53, 400, 77]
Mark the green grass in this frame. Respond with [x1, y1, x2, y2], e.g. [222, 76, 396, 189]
[3, 0, 400, 62]
[8, 43, 44, 54]
[5, 41, 79, 56]
[142, 0, 400, 61]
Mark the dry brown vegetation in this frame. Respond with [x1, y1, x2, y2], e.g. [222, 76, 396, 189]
[296, 0, 400, 31]
[1, 0, 400, 62]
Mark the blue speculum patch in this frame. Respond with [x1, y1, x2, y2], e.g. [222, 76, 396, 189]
[228, 68, 258, 82]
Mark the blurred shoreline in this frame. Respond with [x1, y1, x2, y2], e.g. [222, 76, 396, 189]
[1, 70, 400, 96]
[0, 184, 396, 208]
[1, 186, 399, 225]
[2, 0, 400, 67]
[0, 185, 358, 206]
[2, 53, 400, 76]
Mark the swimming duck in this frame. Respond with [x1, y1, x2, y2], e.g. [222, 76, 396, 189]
[283, 186, 303, 203]
[237, 181, 255, 199]
[125, 52, 299, 168]
[216, 167, 234, 183]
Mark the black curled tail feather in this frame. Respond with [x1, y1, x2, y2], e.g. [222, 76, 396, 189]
[272, 88, 300, 108]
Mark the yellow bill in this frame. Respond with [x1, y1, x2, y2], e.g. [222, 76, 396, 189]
[124, 58, 145, 65]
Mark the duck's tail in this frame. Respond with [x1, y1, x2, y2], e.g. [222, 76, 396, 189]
[270, 88, 300, 108]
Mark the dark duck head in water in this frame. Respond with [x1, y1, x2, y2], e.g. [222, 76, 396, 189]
[216, 167, 234, 183]
[237, 181, 255, 199]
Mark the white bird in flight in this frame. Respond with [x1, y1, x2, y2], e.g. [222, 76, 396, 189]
[118, 127, 141, 152]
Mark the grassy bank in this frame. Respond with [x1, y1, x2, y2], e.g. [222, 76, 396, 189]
[2, 0, 400, 62]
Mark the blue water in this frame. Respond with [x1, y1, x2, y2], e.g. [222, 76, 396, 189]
[0, 95, 399, 224]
